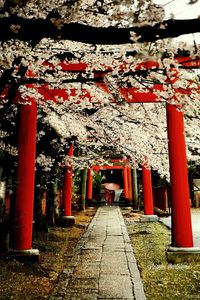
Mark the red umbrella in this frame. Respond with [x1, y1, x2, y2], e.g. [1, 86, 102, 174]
[102, 182, 120, 191]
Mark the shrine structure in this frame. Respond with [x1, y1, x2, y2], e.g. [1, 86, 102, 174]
[2, 55, 200, 260]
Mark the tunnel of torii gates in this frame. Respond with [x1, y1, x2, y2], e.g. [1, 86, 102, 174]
[2, 55, 200, 257]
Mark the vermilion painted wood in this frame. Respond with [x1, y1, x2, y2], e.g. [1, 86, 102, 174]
[67, 143, 74, 156]
[87, 168, 93, 201]
[142, 163, 154, 215]
[13, 100, 37, 250]
[166, 103, 193, 247]
[1, 57, 199, 104]
[62, 144, 74, 217]
[123, 166, 129, 200]
[35, 83, 198, 103]
[92, 165, 125, 170]
[5, 57, 197, 104]
[127, 165, 133, 204]
[57, 56, 200, 71]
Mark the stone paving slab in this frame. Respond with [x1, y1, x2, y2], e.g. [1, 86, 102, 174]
[100, 264, 130, 275]
[98, 274, 134, 299]
[79, 248, 102, 262]
[64, 290, 98, 300]
[69, 277, 99, 290]
[49, 206, 146, 300]
[73, 262, 100, 279]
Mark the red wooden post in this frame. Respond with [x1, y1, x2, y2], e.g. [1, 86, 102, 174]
[127, 165, 133, 204]
[87, 168, 93, 203]
[13, 100, 38, 255]
[62, 144, 75, 225]
[166, 103, 193, 247]
[123, 166, 129, 200]
[142, 163, 154, 215]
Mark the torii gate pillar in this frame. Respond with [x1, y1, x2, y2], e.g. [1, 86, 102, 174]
[140, 163, 158, 222]
[62, 144, 75, 226]
[87, 168, 93, 205]
[123, 166, 129, 203]
[127, 165, 133, 205]
[166, 103, 193, 248]
[12, 100, 39, 259]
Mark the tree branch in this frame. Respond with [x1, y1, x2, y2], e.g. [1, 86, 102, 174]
[61, 19, 200, 44]
[0, 16, 200, 44]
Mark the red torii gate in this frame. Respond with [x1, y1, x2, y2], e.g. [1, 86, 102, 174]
[24, 56, 200, 104]
[6, 56, 200, 258]
[90, 163, 131, 203]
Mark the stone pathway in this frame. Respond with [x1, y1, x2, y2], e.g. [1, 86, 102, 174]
[49, 206, 146, 300]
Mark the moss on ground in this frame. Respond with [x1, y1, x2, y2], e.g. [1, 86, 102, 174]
[0, 208, 96, 300]
[126, 217, 200, 300]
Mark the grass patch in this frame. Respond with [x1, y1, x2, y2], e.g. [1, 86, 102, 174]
[127, 220, 200, 300]
[0, 208, 96, 300]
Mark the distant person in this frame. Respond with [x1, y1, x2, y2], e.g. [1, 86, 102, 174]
[103, 188, 114, 206]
